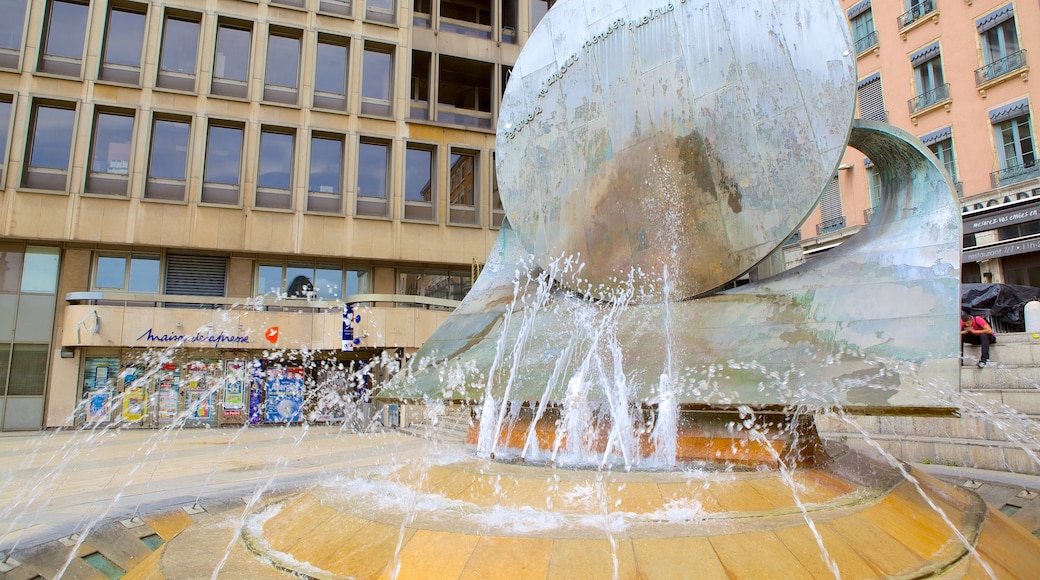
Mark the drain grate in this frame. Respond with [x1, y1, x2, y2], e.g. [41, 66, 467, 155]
[1000, 503, 1021, 516]
[83, 551, 126, 579]
[140, 533, 165, 551]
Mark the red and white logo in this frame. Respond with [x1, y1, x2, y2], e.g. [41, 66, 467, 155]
[265, 326, 279, 344]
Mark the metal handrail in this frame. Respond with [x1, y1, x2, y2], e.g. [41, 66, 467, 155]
[65, 292, 463, 310]
[854, 31, 878, 55]
[990, 162, 1040, 189]
[897, 0, 936, 29]
[907, 83, 949, 115]
[975, 50, 1028, 86]
[816, 216, 846, 235]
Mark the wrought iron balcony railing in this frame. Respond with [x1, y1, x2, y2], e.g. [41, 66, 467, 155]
[897, 0, 936, 29]
[907, 83, 949, 115]
[817, 216, 846, 236]
[854, 31, 878, 55]
[991, 161, 1039, 189]
[975, 50, 1028, 86]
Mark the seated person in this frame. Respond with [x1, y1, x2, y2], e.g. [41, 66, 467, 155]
[961, 312, 996, 368]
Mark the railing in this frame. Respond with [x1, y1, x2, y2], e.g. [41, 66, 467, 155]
[65, 292, 463, 311]
[435, 104, 493, 129]
[440, 17, 492, 39]
[817, 216, 846, 235]
[854, 31, 878, 55]
[990, 161, 1040, 189]
[975, 50, 1028, 86]
[897, 0, 936, 29]
[907, 83, 949, 115]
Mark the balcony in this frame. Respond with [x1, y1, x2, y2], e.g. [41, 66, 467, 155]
[897, 0, 937, 32]
[990, 161, 1040, 189]
[864, 207, 875, 223]
[907, 83, 950, 119]
[61, 292, 460, 350]
[817, 216, 846, 235]
[975, 50, 1028, 92]
[854, 31, 878, 56]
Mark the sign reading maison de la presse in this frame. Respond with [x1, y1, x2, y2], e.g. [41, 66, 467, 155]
[137, 328, 251, 347]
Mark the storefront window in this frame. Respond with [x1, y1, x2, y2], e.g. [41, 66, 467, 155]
[82, 355, 119, 423]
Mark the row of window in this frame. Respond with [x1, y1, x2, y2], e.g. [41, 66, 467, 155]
[0, 96, 506, 224]
[90, 251, 473, 302]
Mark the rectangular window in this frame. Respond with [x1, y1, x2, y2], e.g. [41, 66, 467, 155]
[531, 0, 550, 32]
[851, 10, 876, 55]
[856, 73, 886, 122]
[157, 12, 200, 92]
[8, 344, 48, 396]
[361, 44, 393, 117]
[319, 0, 352, 18]
[99, 3, 147, 85]
[356, 138, 390, 217]
[398, 269, 471, 303]
[23, 101, 76, 191]
[438, 55, 493, 129]
[867, 166, 882, 211]
[145, 116, 191, 201]
[212, 20, 252, 99]
[996, 115, 1036, 186]
[449, 148, 478, 225]
[94, 253, 160, 292]
[307, 133, 344, 213]
[264, 28, 301, 105]
[928, 137, 957, 184]
[0, 95, 11, 186]
[413, 0, 431, 27]
[165, 255, 226, 297]
[440, 0, 491, 39]
[256, 127, 295, 210]
[502, 0, 517, 42]
[38, 0, 88, 76]
[258, 263, 370, 299]
[313, 35, 349, 111]
[366, 0, 395, 23]
[914, 56, 943, 96]
[202, 122, 244, 205]
[984, 19, 1018, 64]
[0, 244, 23, 293]
[404, 144, 435, 221]
[271, 0, 305, 9]
[86, 109, 135, 195]
[410, 50, 431, 120]
[21, 246, 60, 294]
[0, 0, 28, 69]
[491, 152, 503, 227]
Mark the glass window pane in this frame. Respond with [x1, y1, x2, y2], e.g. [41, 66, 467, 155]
[357, 142, 388, 198]
[0, 99, 11, 162]
[8, 344, 47, 396]
[450, 151, 476, 205]
[160, 17, 199, 74]
[315, 41, 348, 96]
[95, 256, 126, 289]
[149, 119, 190, 180]
[362, 49, 391, 100]
[309, 136, 343, 194]
[128, 256, 160, 293]
[204, 125, 243, 185]
[286, 265, 313, 297]
[405, 147, 432, 202]
[0, 244, 23, 293]
[258, 131, 294, 190]
[43, 0, 88, 60]
[90, 112, 134, 175]
[214, 25, 251, 81]
[29, 105, 75, 170]
[258, 264, 283, 295]
[0, 344, 8, 395]
[314, 266, 342, 300]
[0, 0, 27, 52]
[265, 34, 300, 89]
[104, 9, 146, 67]
[346, 269, 369, 295]
[20, 247, 59, 293]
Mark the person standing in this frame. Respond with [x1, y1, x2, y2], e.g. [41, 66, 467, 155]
[961, 312, 996, 368]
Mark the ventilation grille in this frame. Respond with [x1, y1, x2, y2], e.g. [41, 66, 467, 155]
[164, 255, 227, 296]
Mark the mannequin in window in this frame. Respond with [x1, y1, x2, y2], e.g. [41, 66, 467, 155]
[287, 275, 314, 298]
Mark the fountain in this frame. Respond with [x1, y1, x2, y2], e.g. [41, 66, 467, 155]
[4, 0, 1040, 577]
[237, 0, 1040, 576]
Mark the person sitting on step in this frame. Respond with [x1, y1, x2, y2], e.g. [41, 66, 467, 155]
[961, 312, 996, 368]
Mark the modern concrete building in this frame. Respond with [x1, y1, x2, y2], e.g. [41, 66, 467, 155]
[791, 0, 1037, 286]
[0, 0, 560, 430]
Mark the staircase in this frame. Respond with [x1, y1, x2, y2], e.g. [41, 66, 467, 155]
[397, 404, 473, 444]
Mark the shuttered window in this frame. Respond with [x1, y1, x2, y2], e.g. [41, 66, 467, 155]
[820, 177, 842, 223]
[164, 255, 227, 296]
[857, 74, 885, 122]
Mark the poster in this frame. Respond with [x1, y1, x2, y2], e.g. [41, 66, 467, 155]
[87, 390, 111, 423]
[186, 389, 211, 419]
[122, 386, 146, 422]
[248, 360, 264, 425]
[185, 360, 219, 424]
[223, 360, 246, 416]
[157, 364, 180, 422]
[265, 367, 304, 423]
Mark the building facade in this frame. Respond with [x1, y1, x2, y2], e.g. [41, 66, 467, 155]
[0, 0, 558, 430]
[790, 0, 1037, 285]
